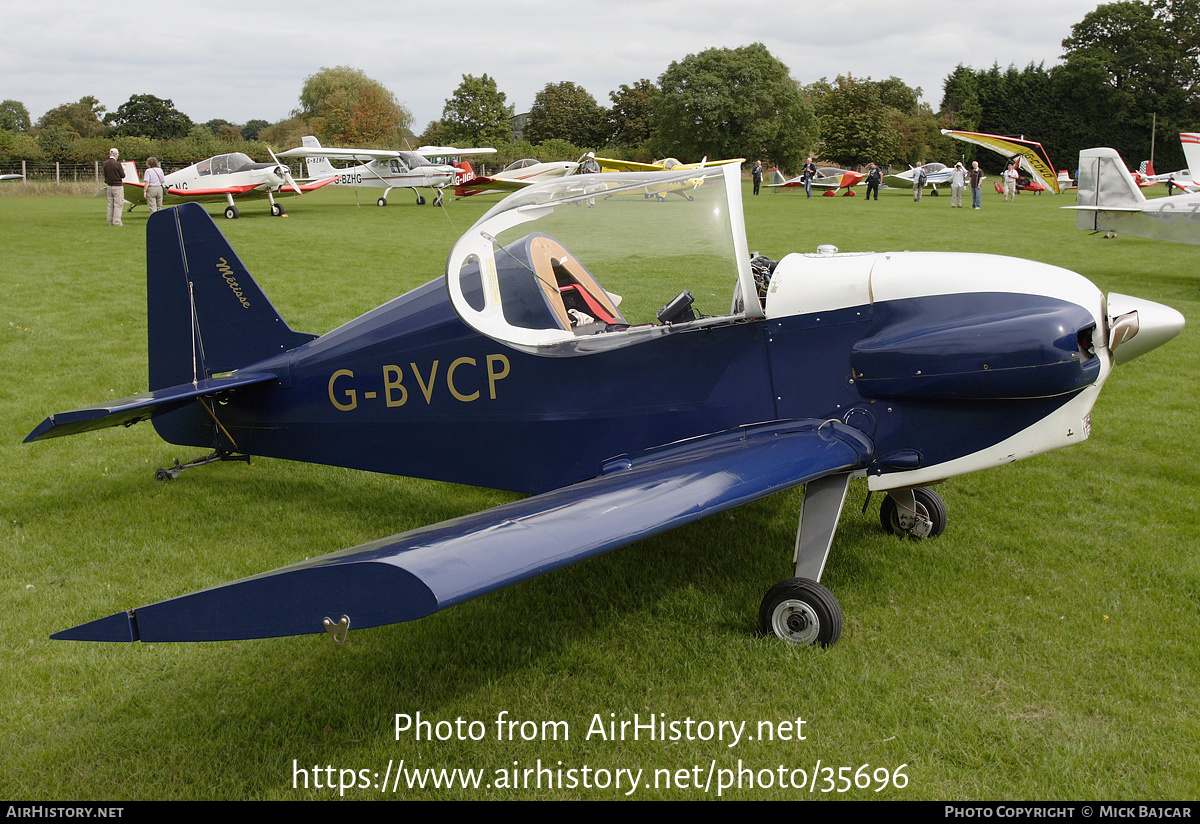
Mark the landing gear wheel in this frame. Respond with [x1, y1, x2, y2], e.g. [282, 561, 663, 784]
[377, 197, 387, 207]
[224, 205, 239, 220]
[416, 194, 426, 205]
[271, 203, 284, 217]
[880, 487, 947, 538]
[433, 192, 443, 207]
[759, 578, 842, 647]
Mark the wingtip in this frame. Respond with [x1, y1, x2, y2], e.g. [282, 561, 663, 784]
[52, 610, 138, 642]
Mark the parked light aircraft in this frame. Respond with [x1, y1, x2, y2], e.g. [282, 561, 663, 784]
[591, 156, 745, 200]
[1132, 134, 1200, 193]
[455, 157, 579, 196]
[27, 163, 1182, 648]
[883, 162, 955, 194]
[278, 137, 496, 207]
[122, 150, 335, 218]
[767, 167, 865, 195]
[941, 130, 1061, 195]
[1069, 146, 1200, 245]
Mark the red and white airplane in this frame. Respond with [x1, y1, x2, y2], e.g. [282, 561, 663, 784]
[1131, 133, 1200, 193]
[122, 150, 335, 219]
[455, 157, 579, 197]
[768, 166, 865, 195]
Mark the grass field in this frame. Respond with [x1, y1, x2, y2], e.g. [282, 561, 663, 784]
[2, 181, 1198, 800]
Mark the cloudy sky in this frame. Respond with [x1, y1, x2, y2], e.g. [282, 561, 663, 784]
[6, 0, 1104, 131]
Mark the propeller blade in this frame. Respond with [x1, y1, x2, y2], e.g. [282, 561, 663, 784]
[268, 146, 303, 195]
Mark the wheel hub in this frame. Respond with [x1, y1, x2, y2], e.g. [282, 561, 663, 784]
[772, 599, 820, 646]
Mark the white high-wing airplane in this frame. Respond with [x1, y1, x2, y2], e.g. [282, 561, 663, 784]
[883, 162, 956, 193]
[1069, 146, 1200, 244]
[279, 137, 496, 207]
[122, 150, 336, 219]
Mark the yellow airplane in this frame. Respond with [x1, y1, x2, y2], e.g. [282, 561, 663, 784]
[591, 155, 744, 200]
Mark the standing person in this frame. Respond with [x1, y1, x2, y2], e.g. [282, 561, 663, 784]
[950, 162, 967, 208]
[865, 162, 881, 200]
[580, 151, 600, 208]
[802, 157, 817, 198]
[143, 157, 166, 214]
[103, 148, 124, 226]
[1003, 162, 1018, 202]
[969, 161, 984, 209]
[912, 165, 927, 201]
[752, 160, 763, 196]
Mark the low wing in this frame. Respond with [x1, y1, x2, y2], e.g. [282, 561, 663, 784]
[455, 176, 536, 196]
[25, 373, 281, 442]
[273, 176, 337, 197]
[53, 419, 872, 642]
[160, 177, 335, 201]
[595, 157, 664, 173]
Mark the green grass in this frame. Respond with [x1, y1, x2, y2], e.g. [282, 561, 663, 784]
[2, 183, 1198, 800]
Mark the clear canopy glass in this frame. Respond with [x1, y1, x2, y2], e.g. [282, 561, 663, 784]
[445, 162, 758, 356]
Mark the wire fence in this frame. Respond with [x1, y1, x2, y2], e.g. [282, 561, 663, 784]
[0, 160, 301, 183]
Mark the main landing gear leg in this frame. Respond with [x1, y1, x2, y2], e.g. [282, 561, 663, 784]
[155, 447, 250, 481]
[759, 472, 851, 647]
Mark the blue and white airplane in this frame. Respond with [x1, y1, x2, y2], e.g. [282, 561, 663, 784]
[27, 163, 1183, 648]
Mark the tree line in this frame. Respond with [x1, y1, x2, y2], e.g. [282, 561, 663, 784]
[3, 3, 1196, 176]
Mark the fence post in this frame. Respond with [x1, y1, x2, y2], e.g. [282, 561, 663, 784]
[95, 161, 100, 186]
[56, 162, 60, 185]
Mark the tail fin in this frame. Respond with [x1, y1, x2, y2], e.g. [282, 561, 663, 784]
[454, 160, 475, 186]
[121, 161, 140, 184]
[1074, 148, 1146, 230]
[147, 203, 316, 390]
[297, 135, 336, 179]
[769, 168, 787, 185]
[1180, 133, 1200, 176]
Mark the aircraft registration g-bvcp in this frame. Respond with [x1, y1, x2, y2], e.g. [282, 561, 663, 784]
[27, 163, 1183, 648]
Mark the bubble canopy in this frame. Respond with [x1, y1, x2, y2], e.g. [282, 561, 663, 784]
[445, 162, 758, 356]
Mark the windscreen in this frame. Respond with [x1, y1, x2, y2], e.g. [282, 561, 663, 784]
[446, 162, 756, 355]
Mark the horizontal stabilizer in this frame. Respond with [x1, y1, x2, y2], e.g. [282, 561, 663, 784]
[53, 419, 873, 642]
[24, 372, 278, 442]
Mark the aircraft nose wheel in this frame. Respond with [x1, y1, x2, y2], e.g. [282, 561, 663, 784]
[880, 487, 946, 538]
[759, 578, 842, 647]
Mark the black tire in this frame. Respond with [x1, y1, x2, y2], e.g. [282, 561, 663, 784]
[377, 197, 387, 207]
[224, 205, 238, 220]
[880, 487, 947, 538]
[416, 195, 426, 205]
[270, 203, 283, 217]
[759, 578, 842, 647]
